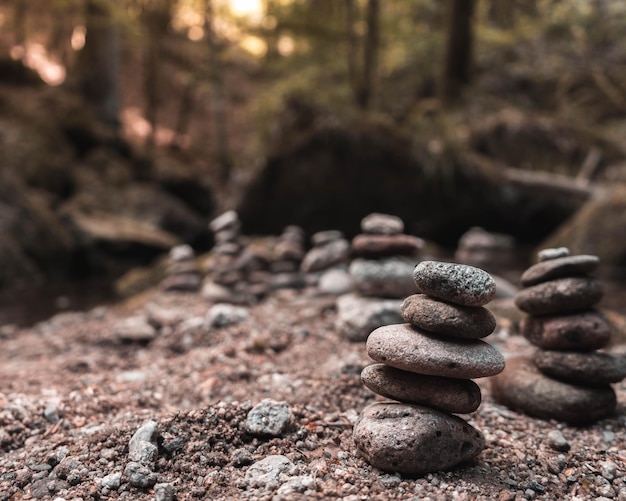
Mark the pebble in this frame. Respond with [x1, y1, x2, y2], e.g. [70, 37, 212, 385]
[413, 261, 496, 307]
[520, 255, 600, 286]
[520, 311, 611, 351]
[207, 303, 249, 328]
[361, 363, 481, 414]
[311, 230, 344, 247]
[532, 350, 626, 384]
[114, 316, 157, 344]
[514, 277, 603, 315]
[169, 244, 194, 262]
[349, 257, 417, 298]
[490, 356, 617, 425]
[361, 213, 404, 235]
[367, 323, 505, 379]
[335, 294, 403, 342]
[400, 294, 496, 339]
[318, 268, 355, 295]
[128, 420, 159, 466]
[101, 472, 122, 490]
[546, 430, 570, 452]
[209, 210, 240, 233]
[244, 455, 295, 489]
[300, 239, 351, 273]
[245, 399, 293, 436]
[155, 482, 177, 501]
[352, 402, 485, 476]
[538, 247, 570, 262]
[123, 461, 158, 489]
[352, 234, 423, 258]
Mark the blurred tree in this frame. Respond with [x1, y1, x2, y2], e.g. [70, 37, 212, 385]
[488, 0, 514, 29]
[439, 0, 475, 105]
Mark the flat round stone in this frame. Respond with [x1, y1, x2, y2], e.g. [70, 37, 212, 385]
[366, 323, 505, 379]
[352, 234, 423, 258]
[361, 213, 404, 235]
[533, 350, 626, 385]
[490, 356, 616, 425]
[353, 402, 484, 476]
[413, 261, 496, 307]
[361, 364, 481, 413]
[521, 255, 599, 286]
[538, 247, 570, 262]
[515, 277, 603, 315]
[520, 311, 611, 351]
[400, 294, 496, 339]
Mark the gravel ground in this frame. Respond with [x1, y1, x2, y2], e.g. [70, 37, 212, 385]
[2, 287, 626, 500]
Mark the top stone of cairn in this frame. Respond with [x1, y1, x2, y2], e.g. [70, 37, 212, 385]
[413, 261, 496, 307]
[360, 213, 404, 235]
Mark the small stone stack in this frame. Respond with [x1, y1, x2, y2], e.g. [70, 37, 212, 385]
[269, 226, 308, 290]
[300, 230, 351, 275]
[349, 213, 423, 299]
[491, 247, 626, 425]
[353, 261, 505, 476]
[161, 244, 202, 292]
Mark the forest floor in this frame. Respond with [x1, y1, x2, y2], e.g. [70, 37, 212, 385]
[1, 284, 626, 501]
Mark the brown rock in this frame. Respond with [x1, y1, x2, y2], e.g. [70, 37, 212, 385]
[520, 311, 611, 351]
[366, 323, 505, 379]
[361, 364, 481, 414]
[490, 356, 616, 425]
[361, 213, 405, 235]
[400, 294, 496, 339]
[352, 234, 423, 258]
[520, 254, 599, 286]
[533, 350, 626, 385]
[515, 277, 603, 315]
[352, 402, 484, 476]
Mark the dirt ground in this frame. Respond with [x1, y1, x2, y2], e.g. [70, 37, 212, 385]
[1, 285, 626, 501]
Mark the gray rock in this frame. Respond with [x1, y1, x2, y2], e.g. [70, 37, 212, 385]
[533, 350, 626, 385]
[246, 399, 293, 436]
[490, 356, 616, 425]
[207, 303, 248, 328]
[201, 280, 241, 303]
[244, 455, 295, 489]
[546, 430, 570, 452]
[515, 277, 603, 315]
[301, 239, 350, 273]
[351, 234, 423, 258]
[128, 420, 159, 466]
[115, 316, 157, 344]
[413, 261, 496, 307]
[361, 363, 481, 413]
[169, 244, 194, 262]
[350, 257, 417, 298]
[367, 323, 505, 379]
[520, 311, 611, 351]
[538, 247, 570, 262]
[318, 268, 355, 295]
[335, 294, 403, 342]
[361, 213, 405, 235]
[124, 461, 158, 489]
[209, 210, 240, 233]
[155, 482, 176, 501]
[101, 472, 122, 490]
[352, 402, 485, 476]
[400, 294, 496, 339]
[521, 254, 600, 286]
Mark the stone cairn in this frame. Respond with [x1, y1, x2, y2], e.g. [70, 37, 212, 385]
[336, 213, 423, 342]
[491, 247, 626, 425]
[268, 225, 308, 291]
[353, 261, 505, 476]
[161, 244, 202, 292]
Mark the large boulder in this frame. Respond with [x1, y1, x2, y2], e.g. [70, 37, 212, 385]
[237, 113, 582, 244]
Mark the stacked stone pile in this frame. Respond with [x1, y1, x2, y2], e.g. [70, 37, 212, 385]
[353, 261, 505, 476]
[300, 230, 351, 274]
[269, 226, 308, 290]
[336, 213, 423, 342]
[160, 244, 201, 292]
[491, 247, 626, 425]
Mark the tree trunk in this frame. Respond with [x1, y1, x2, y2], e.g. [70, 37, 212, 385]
[439, 0, 475, 105]
[76, 0, 121, 128]
[206, 0, 232, 185]
[358, 0, 380, 110]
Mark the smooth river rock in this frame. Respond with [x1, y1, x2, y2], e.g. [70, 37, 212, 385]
[490, 356, 617, 425]
[413, 261, 496, 307]
[514, 277, 603, 315]
[400, 294, 496, 339]
[533, 350, 626, 385]
[361, 213, 404, 235]
[335, 294, 403, 342]
[520, 311, 611, 351]
[350, 258, 417, 298]
[520, 255, 600, 287]
[351, 234, 423, 258]
[366, 323, 505, 379]
[361, 363, 481, 414]
[353, 402, 485, 476]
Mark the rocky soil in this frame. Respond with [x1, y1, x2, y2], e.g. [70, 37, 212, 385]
[2, 286, 626, 500]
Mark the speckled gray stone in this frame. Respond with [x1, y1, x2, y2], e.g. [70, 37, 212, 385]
[361, 213, 405, 235]
[538, 247, 570, 262]
[353, 402, 485, 476]
[413, 261, 496, 307]
[400, 294, 496, 339]
[520, 311, 611, 351]
[245, 399, 293, 436]
[521, 255, 599, 286]
[361, 363, 481, 413]
[515, 277, 603, 315]
[490, 356, 616, 425]
[350, 258, 417, 298]
[366, 323, 505, 378]
[533, 350, 626, 385]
